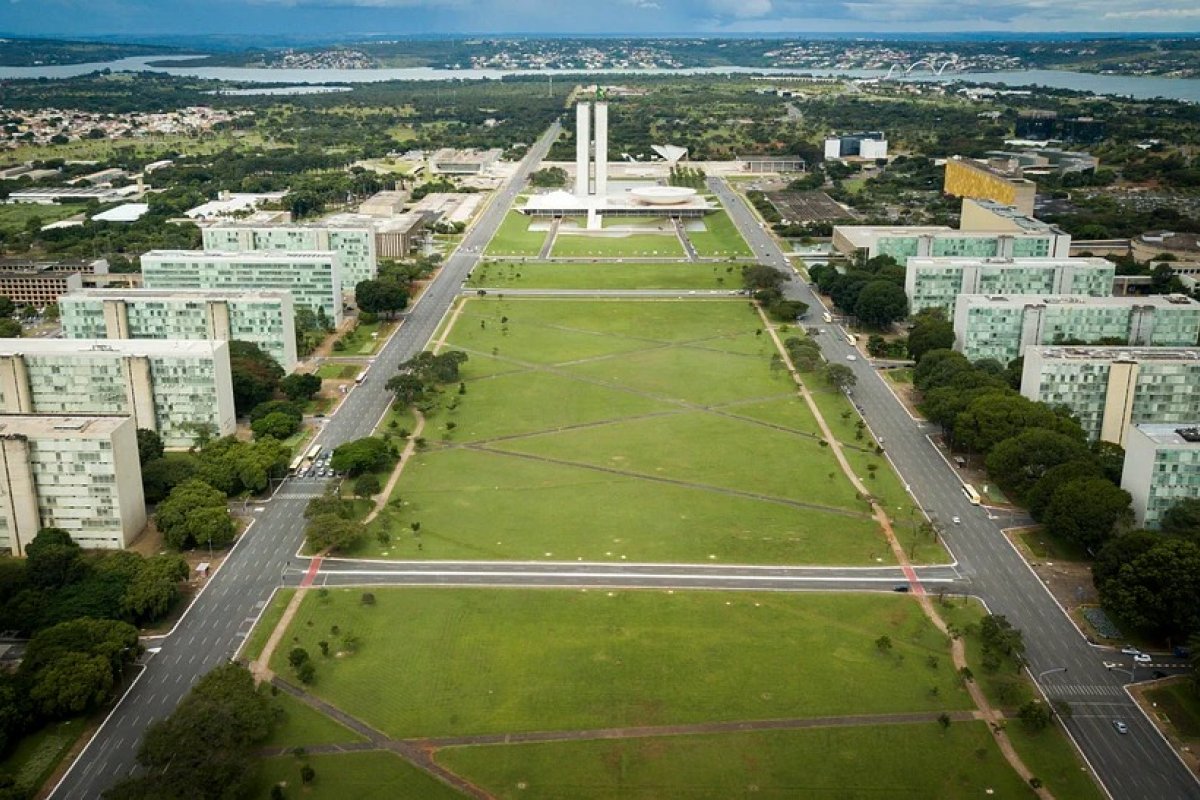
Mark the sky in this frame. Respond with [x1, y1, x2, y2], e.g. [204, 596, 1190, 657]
[4, 0, 1200, 38]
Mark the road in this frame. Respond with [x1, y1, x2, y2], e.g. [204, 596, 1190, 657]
[48, 123, 564, 800]
[708, 176, 1200, 800]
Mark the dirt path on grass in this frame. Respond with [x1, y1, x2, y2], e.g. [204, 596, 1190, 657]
[757, 309, 1053, 799]
[362, 408, 426, 525]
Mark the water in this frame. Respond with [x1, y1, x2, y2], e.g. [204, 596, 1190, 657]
[1, 56, 1197, 103]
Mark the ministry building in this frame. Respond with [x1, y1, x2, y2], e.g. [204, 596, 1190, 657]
[906, 256, 1114, 316]
[1122, 424, 1200, 529]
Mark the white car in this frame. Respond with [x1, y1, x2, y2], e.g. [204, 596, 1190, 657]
[1133, 653, 1152, 664]
[1120, 645, 1141, 656]
[952, 516, 961, 524]
[846, 354, 857, 362]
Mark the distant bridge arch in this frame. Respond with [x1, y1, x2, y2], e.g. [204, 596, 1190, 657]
[883, 58, 959, 79]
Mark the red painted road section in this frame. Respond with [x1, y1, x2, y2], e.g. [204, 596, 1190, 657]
[902, 563, 925, 596]
[300, 557, 323, 588]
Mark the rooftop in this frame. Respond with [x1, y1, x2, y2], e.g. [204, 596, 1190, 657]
[966, 199, 1064, 235]
[907, 256, 1111, 269]
[960, 293, 1200, 309]
[64, 288, 294, 302]
[0, 338, 227, 358]
[0, 414, 131, 440]
[949, 155, 1036, 185]
[142, 250, 337, 264]
[1131, 423, 1200, 447]
[1026, 346, 1200, 362]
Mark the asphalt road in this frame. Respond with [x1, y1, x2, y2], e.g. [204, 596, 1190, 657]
[48, 123, 564, 800]
[709, 176, 1200, 800]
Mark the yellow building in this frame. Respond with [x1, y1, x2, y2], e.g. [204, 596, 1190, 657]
[944, 157, 1036, 216]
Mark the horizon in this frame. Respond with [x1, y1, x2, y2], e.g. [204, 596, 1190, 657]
[3, 0, 1200, 39]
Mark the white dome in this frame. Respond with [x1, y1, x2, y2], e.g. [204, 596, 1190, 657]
[628, 186, 698, 205]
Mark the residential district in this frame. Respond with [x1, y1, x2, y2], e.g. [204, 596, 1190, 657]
[0, 55, 1197, 800]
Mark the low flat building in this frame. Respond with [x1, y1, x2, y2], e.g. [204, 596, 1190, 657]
[142, 250, 342, 326]
[1020, 346, 1200, 444]
[430, 148, 501, 175]
[60, 288, 298, 371]
[358, 190, 410, 217]
[906, 256, 1114, 316]
[832, 224, 1070, 261]
[954, 293, 1200, 364]
[824, 132, 888, 161]
[201, 221, 375, 288]
[738, 155, 807, 173]
[0, 267, 83, 306]
[0, 338, 235, 448]
[184, 192, 288, 220]
[943, 156, 1037, 216]
[0, 414, 146, 554]
[6, 185, 138, 204]
[1122, 423, 1200, 529]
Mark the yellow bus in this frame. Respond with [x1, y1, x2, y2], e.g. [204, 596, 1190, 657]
[822, 312, 833, 323]
[962, 484, 982, 505]
[845, 332, 857, 347]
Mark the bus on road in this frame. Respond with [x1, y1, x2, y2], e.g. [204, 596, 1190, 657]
[822, 312, 833, 323]
[962, 484, 982, 505]
[355, 369, 368, 385]
[845, 332, 857, 347]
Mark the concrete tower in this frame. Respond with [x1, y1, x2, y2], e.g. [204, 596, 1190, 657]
[594, 101, 608, 197]
[575, 102, 591, 197]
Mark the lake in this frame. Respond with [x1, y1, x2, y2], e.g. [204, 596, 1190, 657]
[1, 56, 1198, 103]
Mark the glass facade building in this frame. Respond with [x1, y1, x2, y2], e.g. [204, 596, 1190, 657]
[201, 223, 376, 288]
[1122, 423, 1200, 529]
[59, 289, 298, 372]
[906, 257, 1115, 316]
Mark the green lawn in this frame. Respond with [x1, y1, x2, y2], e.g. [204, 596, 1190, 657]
[1017, 529, 1092, 562]
[551, 232, 684, 259]
[0, 203, 86, 234]
[466, 261, 740, 290]
[316, 363, 362, 380]
[269, 589, 972, 739]
[0, 717, 87, 795]
[1146, 681, 1200, 743]
[240, 588, 294, 662]
[359, 298, 925, 565]
[263, 690, 367, 749]
[884, 367, 913, 385]
[439, 722, 1036, 800]
[250, 752, 462, 800]
[485, 212, 546, 256]
[686, 210, 754, 258]
[337, 321, 393, 356]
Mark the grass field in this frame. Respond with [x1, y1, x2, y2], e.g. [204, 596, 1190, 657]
[337, 321, 393, 356]
[485, 212, 546, 256]
[263, 691, 367, 749]
[439, 722, 1035, 800]
[466, 261, 740, 290]
[316, 363, 362, 380]
[241, 588, 295, 661]
[686, 210, 754, 258]
[551, 231, 685, 259]
[0, 203, 87, 235]
[269, 589, 972, 739]
[251, 752, 462, 800]
[1146, 681, 1200, 743]
[357, 297, 928, 565]
[0, 717, 87, 795]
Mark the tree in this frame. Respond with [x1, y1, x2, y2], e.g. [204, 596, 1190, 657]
[30, 651, 114, 719]
[979, 614, 1025, 666]
[304, 514, 364, 554]
[24, 528, 83, 590]
[140, 452, 199, 504]
[741, 264, 784, 292]
[1024, 460, 1103, 521]
[1018, 700, 1053, 731]
[23, 618, 140, 718]
[354, 280, 408, 318]
[248, 400, 304, 424]
[913, 349, 974, 392]
[955, 393, 1084, 455]
[228, 340, 284, 416]
[823, 363, 857, 390]
[854, 280, 908, 328]
[330, 437, 391, 476]
[0, 298, 13, 318]
[135, 428, 164, 467]
[1043, 478, 1132, 553]
[1161, 498, 1200, 538]
[155, 479, 230, 550]
[251, 411, 300, 441]
[1096, 537, 1200, 639]
[386, 373, 426, 405]
[122, 555, 188, 623]
[353, 473, 381, 499]
[985, 429, 1092, 502]
[0, 319, 20, 338]
[907, 308, 955, 362]
[279, 372, 322, 402]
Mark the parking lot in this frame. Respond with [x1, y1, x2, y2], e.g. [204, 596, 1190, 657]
[765, 190, 858, 223]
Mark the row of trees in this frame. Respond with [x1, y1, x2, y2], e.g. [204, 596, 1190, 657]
[104, 663, 274, 800]
[809, 255, 909, 329]
[742, 264, 808, 323]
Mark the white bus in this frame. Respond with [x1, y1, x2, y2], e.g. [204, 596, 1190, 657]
[822, 312, 833, 323]
[962, 484, 982, 506]
[355, 369, 368, 385]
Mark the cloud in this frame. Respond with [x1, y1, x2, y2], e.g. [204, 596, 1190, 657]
[706, 0, 773, 18]
[1104, 7, 1200, 18]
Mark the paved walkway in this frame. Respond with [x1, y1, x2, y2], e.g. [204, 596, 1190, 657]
[537, 218, 560, 259]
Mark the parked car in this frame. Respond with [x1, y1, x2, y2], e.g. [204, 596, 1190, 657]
[1133, 653, 1152, 664]
[1120, 645, 1140, 656]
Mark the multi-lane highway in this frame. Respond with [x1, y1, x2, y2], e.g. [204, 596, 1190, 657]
[709, 176, 1200, 800]
[48, 122, 563, 800]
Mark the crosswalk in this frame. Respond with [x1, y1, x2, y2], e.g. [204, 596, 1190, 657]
[1046, 683, 1126, 698]
[273, 482, 331, 500]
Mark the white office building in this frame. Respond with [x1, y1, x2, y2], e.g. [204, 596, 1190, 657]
[954, 294, 1200, 364]
[1020, 346, 1200, 445]
[0, 339, 236, 448]
[0, 414, 146, 554]
[141, 251, 342, 327]
[1122, 423, 1200, 529]
[201, 221, 376, 288]
[60, 289, 298, 372]
[906, 256, 1115, 316]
